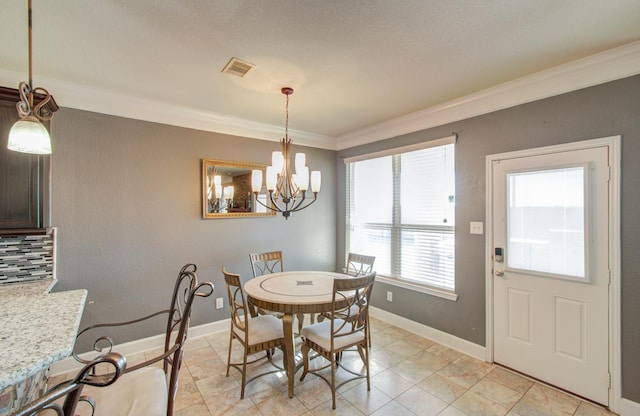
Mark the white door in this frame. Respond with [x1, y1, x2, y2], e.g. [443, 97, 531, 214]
[492, 145, 609, 405]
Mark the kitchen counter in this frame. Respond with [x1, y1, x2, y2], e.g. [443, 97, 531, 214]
[0, 278, 87, 391]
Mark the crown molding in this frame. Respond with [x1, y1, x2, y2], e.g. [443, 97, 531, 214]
[0, 69, 335, 150]
[335, 40, 640, 150]
[2, 41, 639, 152]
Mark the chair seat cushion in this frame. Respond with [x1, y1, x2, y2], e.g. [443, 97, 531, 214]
[76, 367, 168, 416]
[300, 319, 365, 351]
[233, 314, 284, 345]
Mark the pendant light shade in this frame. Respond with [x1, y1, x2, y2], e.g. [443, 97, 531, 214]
[8, 115, 52, 154]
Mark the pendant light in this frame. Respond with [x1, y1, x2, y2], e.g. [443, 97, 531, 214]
[8, 0, 54, 155]
[251, 87, 321, 219]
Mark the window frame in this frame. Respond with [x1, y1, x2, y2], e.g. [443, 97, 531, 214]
[344, 135, 459, 301]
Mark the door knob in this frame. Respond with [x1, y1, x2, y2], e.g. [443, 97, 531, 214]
[495, 269, 504, 277]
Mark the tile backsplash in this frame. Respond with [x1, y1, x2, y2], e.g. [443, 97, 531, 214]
[0, 228, 55, 284]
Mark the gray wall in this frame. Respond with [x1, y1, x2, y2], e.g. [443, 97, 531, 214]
[337, 75, 640, 402]
[49, 109, 336, 351]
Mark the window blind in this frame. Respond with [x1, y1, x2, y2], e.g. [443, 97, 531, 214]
[346, 139, 455, 291]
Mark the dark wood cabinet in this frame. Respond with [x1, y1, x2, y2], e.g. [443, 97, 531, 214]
[0, 87, 54, 233]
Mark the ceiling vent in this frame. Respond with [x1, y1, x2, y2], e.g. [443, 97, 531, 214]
[221, 57, 255, 78]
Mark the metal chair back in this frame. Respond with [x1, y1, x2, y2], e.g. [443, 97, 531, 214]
[249, 251, 283, 277]
[345, 253, 375, 276]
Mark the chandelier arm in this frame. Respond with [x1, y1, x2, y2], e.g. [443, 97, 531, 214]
[270, 189, 297, 218]
[252, 192, 279, 213]
[288, 191, 308, 212]
[289, 193, 318, 213]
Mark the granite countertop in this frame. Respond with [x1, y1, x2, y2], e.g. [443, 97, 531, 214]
[0, 278, 57, 297]
[0, 279, 87, 391]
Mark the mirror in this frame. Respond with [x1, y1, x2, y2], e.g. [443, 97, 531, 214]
[201, 159, 275, 219]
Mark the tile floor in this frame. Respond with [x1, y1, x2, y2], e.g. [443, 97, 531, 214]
[52, 317, 617, 416]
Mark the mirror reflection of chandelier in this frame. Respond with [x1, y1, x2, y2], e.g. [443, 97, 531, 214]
[207, 174, 234, 213]
[251, 87, 321, 219]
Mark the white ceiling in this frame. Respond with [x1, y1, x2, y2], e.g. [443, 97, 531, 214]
[1, 0, 640, 150]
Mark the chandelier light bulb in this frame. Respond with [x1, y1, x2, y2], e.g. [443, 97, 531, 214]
[272, 151, 284, 174]
[265, 166, 277, 191]
[311, 171, 322, 193]
[251, 170, 263, 193]
[295, 153, 306, 174]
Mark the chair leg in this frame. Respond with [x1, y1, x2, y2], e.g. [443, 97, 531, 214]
[299, 344, 309, 381]
[240, 349, 248, 399]
[296, 313, 305, 333]
[226, 334, 233, 377]
[361, 344, 371, 392]
[331, 352, 337, 409]
[280, 344, 288, 373]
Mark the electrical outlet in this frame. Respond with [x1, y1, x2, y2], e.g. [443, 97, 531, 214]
[470, 221, 484, 235]
[386, 291, 393, 302]
[215, 297, 224, 309]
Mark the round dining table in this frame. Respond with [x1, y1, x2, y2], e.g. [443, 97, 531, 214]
[243, 270, 347, 398]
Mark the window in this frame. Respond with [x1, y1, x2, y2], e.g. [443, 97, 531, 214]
[345, 137, 456, 293]
[507, 166, 586, 280]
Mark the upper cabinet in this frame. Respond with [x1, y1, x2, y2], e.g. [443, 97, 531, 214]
[0, 87, 56, 233]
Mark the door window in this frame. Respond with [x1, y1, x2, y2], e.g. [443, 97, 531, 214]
[506, 166, 587, 280]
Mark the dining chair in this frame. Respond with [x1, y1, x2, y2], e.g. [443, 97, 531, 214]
[249, 250, 308, 332]
[344, 252, 376, 276]
[222, 266, 287, 399]
[299, 272, 376, 409]
[249, 250, 283, 277]
[11, 352, 126, 416]
[319, 253, 376, 346]
[72, 264, 214, 416]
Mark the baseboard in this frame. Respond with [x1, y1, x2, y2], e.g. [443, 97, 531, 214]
[620, 397, 640, 416]
[50, 311, 639, 414]
[50, 319, 230, 376]
[369, 306, 486, 361]
[53, 309, 484, 376]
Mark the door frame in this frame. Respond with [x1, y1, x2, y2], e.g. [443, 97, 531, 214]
[485, 136, 621, 412]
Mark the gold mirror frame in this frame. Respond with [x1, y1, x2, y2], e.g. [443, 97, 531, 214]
[201, 159, 275, 219]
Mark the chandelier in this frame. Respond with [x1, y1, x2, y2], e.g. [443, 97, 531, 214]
[251, 87, 321, 219]
[8, 0, 54, 154]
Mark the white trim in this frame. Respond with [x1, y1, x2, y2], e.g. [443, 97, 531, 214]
[49, 319, 230, 377]
[49, 307, 487, 377]
[621, 398, 640, 416]
[485, 136, 622, 413]
[609, 137, 622, 414]
[376, 275, 458, 301]
[370, 306, 485, 360]
[0, 69, 335, 150]
[343, 135, 456, 163]
[2, 43, 639, 152]
[336, 41, 640, 150]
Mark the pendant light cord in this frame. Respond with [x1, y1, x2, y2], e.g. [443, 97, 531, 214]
[28, 0, 34, 100]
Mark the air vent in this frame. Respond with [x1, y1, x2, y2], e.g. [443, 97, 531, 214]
[221, 57, 255, 78]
